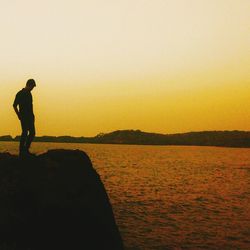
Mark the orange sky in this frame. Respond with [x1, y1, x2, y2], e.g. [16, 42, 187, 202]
[0, 0, 249, 136]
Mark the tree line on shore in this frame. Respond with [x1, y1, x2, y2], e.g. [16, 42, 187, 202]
[0, 130, 250, 148]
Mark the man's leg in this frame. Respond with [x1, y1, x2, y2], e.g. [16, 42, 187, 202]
[26, 118, 35, 152]
[20, 119, 28, 156]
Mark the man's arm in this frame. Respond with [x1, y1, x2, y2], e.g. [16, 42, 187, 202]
[13, 104, 21, 120]
[13, 94, 21, 120]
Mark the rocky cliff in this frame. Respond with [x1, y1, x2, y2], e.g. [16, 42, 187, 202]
[0, 150, 124, 250]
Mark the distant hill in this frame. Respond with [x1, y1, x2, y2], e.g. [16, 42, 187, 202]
[0, 135, 13, 141]
[92, 130, 250, 147]
[1, 130, 250, 148]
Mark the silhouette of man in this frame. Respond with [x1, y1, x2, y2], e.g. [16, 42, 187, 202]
[13, 79, 36, 157]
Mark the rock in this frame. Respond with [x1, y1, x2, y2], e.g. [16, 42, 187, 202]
[0, 150, 124, 250]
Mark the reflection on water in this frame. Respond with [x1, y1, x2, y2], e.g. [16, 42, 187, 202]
[1, 142, 250, 249]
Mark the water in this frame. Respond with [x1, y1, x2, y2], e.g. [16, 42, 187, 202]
[1, 142, 250, 249]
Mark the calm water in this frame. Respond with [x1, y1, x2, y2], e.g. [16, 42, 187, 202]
[1, 142, 250, 250]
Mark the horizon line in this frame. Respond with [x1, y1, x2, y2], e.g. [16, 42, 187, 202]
[1, 129, 250, 139]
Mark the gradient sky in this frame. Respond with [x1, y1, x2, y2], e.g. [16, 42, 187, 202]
[0, 0, 249, 136]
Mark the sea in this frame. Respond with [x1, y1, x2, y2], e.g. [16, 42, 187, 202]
[0, 141, 250, 250]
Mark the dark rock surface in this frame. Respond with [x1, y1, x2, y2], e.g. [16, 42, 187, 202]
[0, 150, 124, 250]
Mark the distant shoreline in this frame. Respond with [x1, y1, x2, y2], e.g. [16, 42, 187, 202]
[1, 130, 250, 148]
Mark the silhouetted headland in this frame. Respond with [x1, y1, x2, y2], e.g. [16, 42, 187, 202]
[1, 130, 250, 147]
[0, 150, 124, 250]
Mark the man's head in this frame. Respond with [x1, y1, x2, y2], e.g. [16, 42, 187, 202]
[26, 79, 36, 91]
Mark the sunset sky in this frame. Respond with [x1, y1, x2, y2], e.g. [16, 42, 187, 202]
[0, 0, 249, 137]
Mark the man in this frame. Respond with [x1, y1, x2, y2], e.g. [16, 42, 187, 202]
[13, 79, 36, 157]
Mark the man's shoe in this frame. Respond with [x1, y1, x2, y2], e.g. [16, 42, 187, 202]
[19, 149, 26, 158]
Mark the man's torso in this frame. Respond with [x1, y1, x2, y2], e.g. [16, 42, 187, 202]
[14, 89, 34, 118]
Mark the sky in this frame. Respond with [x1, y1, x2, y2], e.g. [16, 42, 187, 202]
[0, 0, 249, 137]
